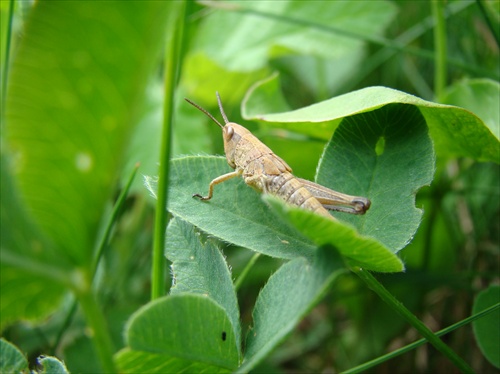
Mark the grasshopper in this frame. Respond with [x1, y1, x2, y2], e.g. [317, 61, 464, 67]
[185, 92, 370, 221]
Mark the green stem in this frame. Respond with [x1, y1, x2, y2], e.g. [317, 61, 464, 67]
[50, 297, 78, 356]
[1, 0, 15, 122]
[77, 287, 116, 373]
[476, 0, 500, 48]
[354, 269, 474, 373]
[234, 253, 261, 291]
[151, 0, 186, 300]
[91, 162, 140, 277]
[431, 0, 447, 100]
[344, 1, 474, 92]
[343, 302, 499, 374]
[422, 193, 440, 271]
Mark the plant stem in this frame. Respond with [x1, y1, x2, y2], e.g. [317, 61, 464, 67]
[91, 162, 140, 277]
[431, 0, 447, 100]
[354, 268, 474, 373]
[345, 1, 470, 93]
[1, 0, 15, 121]
[77, 286, 116, 373]
[476, 0, 500, 47]
[151, 1, 186, 300]
[50, 297, 78, 356]
[343, 302, 499, 373]
[234, 253, 261, 291]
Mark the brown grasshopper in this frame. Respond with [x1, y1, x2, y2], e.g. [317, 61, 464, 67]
[185, 92, 370, 221]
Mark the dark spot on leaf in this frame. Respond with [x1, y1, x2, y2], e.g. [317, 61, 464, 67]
[222, 331, 226, 341]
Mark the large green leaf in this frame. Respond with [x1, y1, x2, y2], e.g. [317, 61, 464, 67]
[0, 266, 66, 329]
[238, 247, 346, 372]
[117, 294, 239, 372]
[166, 218, 242, 351]
[243, 78, 499, 163]
[4, 1, 173, 268]
[0, 155, 67, 328]
[145, 157, 317, 260]
[317, 103, 434, 252]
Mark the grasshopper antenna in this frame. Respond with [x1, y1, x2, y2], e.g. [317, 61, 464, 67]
[215, 92, 229, 124]
[185, 97, 224, 129]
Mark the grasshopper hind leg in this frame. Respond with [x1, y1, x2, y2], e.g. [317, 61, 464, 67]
[193, 170, 242, 201]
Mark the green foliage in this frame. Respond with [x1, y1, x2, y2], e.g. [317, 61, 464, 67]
[148, 157, 317, 260]
[0, 339, 69, 374]
[117, 294, 239, 372]
[473, 285, 500, 368]
[36, 356, 70, 374]
[2, 0, 499, 373]
[116, 218, 243, 371]
[166, 218, 241, 347]
[194, 1, 396, 71]
[2, 0, 172, 317]
[1, 156, 67, 328]
[239, 248, 345, 372]
[245, 79, 499, 163]
[147, 94, 440, 273]
[4, 1, 172, 267]
[1, 1, 175, 372]
[264, 197, 403, 272]
[0, 338, 28, 374]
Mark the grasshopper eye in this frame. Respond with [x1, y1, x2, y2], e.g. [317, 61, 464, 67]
[225, 126, 234, 139]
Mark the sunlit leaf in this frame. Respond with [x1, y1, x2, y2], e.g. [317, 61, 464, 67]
[5, 1, 172, 267]
[244, 78, 499, 163]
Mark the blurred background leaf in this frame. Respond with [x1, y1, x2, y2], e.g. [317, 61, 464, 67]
[1, 0, 498, 372]
[472, 285, 500, 369]
[4, 1, 171, 267]
[1, 0, 173, 370]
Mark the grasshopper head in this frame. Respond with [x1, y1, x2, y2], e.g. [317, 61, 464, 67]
[185, 92, 250, 170]
[222, 122, 252, 169]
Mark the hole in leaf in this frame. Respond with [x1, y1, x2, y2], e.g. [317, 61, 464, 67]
[222, 331, 227, 341]
[375, 136, 385, 156]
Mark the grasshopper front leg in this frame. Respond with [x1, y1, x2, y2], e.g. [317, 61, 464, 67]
[193, 169, 242, 201]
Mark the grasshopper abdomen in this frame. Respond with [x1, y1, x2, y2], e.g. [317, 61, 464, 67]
[261, 172, 335, 220]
